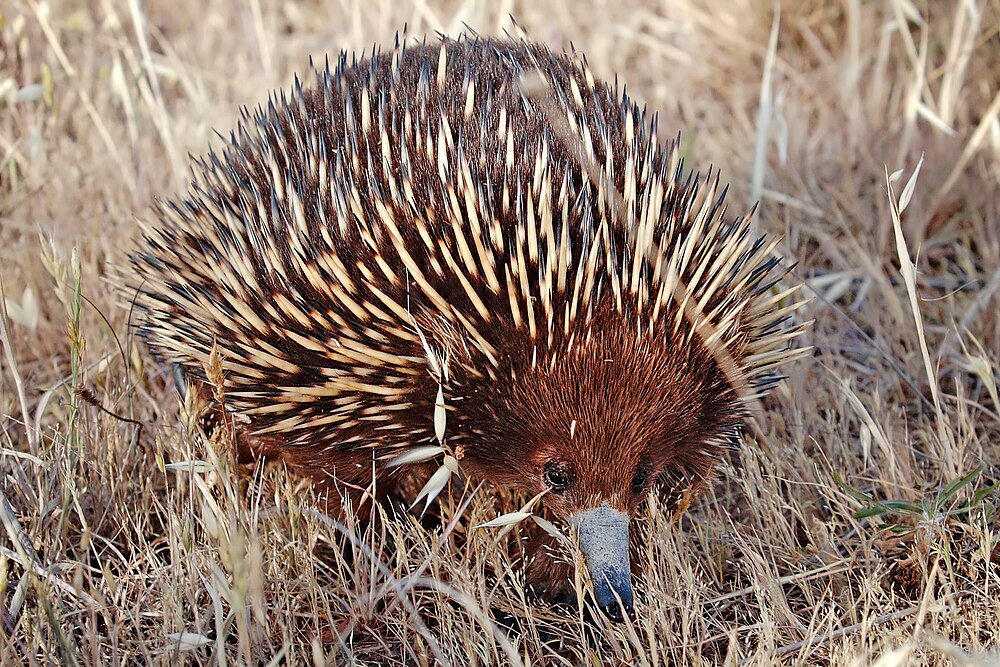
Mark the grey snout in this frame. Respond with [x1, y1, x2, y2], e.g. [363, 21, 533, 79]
[571, 503, 634, 622]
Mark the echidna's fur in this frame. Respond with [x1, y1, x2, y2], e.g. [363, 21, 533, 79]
[129, 33, 810, 621]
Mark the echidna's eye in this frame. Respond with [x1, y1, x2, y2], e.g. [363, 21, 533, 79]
[542, 462, 571, 492]
[631, 462, 653, 496]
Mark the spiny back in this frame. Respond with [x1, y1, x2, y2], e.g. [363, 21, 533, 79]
[130, 34, 807, 465]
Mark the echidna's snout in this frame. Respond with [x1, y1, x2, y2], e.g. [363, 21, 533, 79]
[571, 503, 634, 622]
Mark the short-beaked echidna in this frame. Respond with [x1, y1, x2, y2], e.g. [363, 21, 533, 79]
[129, 33, 810, 622]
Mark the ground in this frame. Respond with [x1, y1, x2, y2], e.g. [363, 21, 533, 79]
[1, 0, 998, 665]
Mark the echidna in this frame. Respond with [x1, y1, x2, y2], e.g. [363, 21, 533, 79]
[129, 33, 809, 622]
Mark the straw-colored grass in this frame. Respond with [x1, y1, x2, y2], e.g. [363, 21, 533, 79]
[1, 0, 998, 664]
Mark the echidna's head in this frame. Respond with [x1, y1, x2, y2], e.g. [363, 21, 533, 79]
[450, 304, 743, 622]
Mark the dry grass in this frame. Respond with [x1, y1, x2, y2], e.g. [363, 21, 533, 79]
[1, 0, 999, 664]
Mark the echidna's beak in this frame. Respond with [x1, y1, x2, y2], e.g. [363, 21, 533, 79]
[570, 503, 634, 623]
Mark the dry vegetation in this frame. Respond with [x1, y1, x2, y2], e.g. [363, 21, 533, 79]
[1, 0, 999, 664]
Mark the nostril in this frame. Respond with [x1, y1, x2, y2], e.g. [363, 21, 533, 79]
[594, 583, 633, 623]
[602, 601, 625, 623]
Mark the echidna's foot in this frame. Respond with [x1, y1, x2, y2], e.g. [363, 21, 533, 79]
[376, 495, 412, 524]
[523, 578, 612, 629]
[524, 576, 577, 612]
[523, 533, 578, 613]
[313, 492, 408, 584]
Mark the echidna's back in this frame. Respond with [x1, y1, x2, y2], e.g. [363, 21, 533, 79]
[129, 34, 801, 461]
